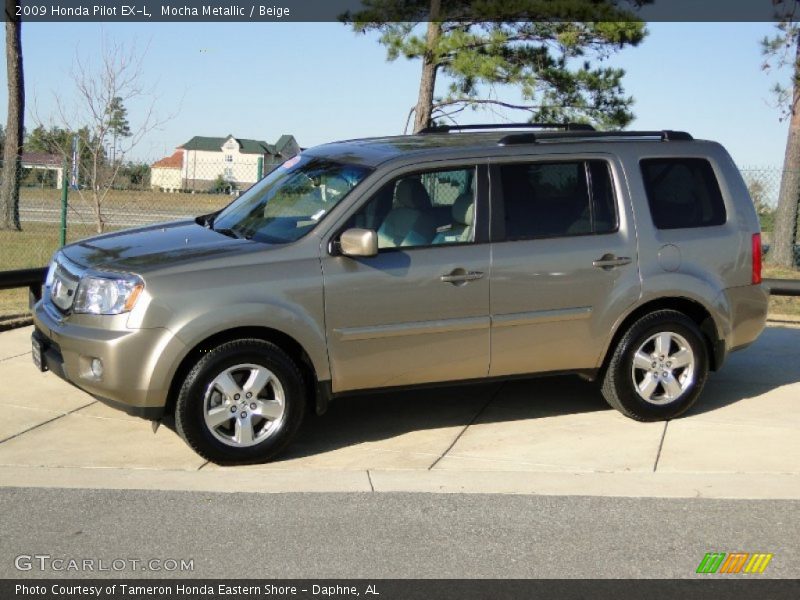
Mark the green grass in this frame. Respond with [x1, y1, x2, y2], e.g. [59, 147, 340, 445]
[0, 289, 27, 319]
[1, 187, 233, 318]
[0, 222, 102, 318]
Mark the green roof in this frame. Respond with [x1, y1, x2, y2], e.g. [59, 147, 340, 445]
[180, 135, 273, 155]
[275, 134, 297, 153]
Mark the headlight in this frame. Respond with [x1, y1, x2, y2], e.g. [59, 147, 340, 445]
[73, 273, 144, 315]
[44, 257, 57, 288]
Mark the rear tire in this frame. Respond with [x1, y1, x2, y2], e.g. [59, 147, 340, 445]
[175, 339, 306, 464]
[601, 310, 708, 421]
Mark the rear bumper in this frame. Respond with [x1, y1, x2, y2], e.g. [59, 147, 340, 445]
[725, 284, 770, 353]
[32, 300, 186, 421]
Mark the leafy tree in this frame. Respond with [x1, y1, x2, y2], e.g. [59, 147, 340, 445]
[26, 125, 71, 155]
[212, 174, 232, 194]
[25, 124, 101, 186]
[0, 122, 5, 149]
[1, 0, 24, 231]
[346, 0, 648, 132]
[762, 0, 800, 267]
[120, 162, 149, 189]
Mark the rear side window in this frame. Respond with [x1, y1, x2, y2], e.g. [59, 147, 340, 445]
[640, 158, 726, 229]
[499, 160, 617, 240]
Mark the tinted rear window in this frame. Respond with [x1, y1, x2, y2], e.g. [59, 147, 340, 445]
[499, 160, 617, 240]
[640, 158, 726, 229]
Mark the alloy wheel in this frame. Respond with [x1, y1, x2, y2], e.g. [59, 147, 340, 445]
[630, 331, 696, 405]
[203, 363, 286, 447]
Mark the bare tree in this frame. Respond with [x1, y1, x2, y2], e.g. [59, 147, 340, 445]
[37, 37, 169, 233]
[743, 173, 769, 213]
[1, 0, 24, 231]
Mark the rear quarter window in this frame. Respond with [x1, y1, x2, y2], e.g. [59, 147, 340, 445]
[640, 158, 726, 230]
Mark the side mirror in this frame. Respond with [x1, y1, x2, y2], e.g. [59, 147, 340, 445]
[339, 228, 378, 258]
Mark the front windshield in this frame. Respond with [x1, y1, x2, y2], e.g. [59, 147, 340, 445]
[211, 155, 371, 244]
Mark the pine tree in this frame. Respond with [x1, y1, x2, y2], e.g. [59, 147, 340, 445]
[106, 96, 131, 164]
[346, 0, 648, 132]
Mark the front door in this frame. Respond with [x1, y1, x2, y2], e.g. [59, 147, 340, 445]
[489, 157, 640, 377]
[321, 165, 491, 392]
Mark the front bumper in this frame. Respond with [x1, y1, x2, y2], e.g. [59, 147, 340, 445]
[32, 299, 187, 421]
[32, 329, 165, 420]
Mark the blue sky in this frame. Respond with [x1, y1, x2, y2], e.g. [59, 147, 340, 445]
[0, 21, 792, 167]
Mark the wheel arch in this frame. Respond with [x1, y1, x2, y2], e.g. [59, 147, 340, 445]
[599, 296, 724, 379]
[165, 326, 324, 420]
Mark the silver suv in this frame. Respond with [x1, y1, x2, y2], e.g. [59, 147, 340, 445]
[32, 125, 769, 464]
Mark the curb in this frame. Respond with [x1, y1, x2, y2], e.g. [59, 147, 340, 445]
[1, 465, 799, 500]
[767, 313, 800, 325]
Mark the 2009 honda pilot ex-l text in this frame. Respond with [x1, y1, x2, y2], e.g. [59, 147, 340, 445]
[31, 124, 769, 464]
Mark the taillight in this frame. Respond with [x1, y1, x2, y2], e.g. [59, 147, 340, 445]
[752, 233, 762, 285]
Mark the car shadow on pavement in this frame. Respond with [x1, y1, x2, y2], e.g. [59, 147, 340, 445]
[277, 374, 610, 463]
[275, 325, 800, 463]
[684, 325, 800, 416]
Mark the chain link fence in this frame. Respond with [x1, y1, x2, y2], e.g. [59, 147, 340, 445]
[0, 162, 798, 320]
[0, 159, 248, 319]
[739, 167, 800, 266]
[740, 167, 782, 236]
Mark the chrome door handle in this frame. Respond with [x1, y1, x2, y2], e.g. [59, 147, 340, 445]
[592, 254, 632, 270]
[440, 269, 485, 284]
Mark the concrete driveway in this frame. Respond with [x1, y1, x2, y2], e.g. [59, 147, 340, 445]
[0, 324, 798, 499]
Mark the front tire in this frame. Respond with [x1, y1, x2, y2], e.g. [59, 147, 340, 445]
[175, 339, 306, 464]
[601, 310, 709, 421]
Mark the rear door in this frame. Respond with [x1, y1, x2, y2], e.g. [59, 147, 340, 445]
[488, 155, 641, 377]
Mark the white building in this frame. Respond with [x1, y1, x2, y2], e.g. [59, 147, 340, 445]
[175, 134, 300, 192]
[150, 150, 183, 192]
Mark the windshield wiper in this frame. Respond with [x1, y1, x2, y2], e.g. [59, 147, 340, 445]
[213, 227, 242, 239]
[196, 214, 215, 228]
[213, 226, 254, 241]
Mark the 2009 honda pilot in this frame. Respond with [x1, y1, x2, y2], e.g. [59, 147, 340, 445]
[32, 125, 769, 464]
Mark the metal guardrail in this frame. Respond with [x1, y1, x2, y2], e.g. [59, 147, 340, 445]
[763, 278, 800, 296]
[1, 268, 799, 303]
[0, 267, 47, 302]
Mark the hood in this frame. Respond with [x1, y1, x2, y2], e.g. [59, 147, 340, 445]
[60, 220, 264, 273]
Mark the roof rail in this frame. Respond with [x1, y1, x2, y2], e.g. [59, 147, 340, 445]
[498, 130, 694, 145]
[418, 122, 596, 134]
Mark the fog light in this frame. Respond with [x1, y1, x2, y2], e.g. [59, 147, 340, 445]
[90, 358, 104, 379]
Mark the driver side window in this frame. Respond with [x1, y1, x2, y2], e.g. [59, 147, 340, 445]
[349, 167, 476, 250]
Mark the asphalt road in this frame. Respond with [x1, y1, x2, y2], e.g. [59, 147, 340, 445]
[1, 488, 797, 579]
[20, 206, 187, 228]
